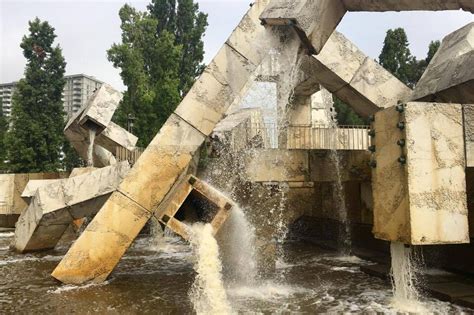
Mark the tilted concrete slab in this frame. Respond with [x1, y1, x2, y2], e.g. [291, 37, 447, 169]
[0, 173, 68, 228]
[64, 84, 138, 167]
[412, 23, 474, 104]
[260, 0, 346, 54]
[343, 0, 474, 12]
[52, 0, 281, 284]
[12, 162, 130, 253]
[372, 102, 469, 245]
[302, 31, 412, 117]
[464, 104, 474, 167]
[155, 175, 234, 240]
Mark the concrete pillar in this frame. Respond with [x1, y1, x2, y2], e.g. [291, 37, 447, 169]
[371, 102, 469, 245]
[52, 0, 278, 284]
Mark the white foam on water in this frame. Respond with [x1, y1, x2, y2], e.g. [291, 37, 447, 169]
[0, 246, 9, 251]
[189, 223, 233, 315]
[49, 281, 109, 294]
[228, 281, 310, 301]
[0, 232, 14, 238]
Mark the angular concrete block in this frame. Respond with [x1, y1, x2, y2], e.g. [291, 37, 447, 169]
[464, 104, 474, 167]
[343, 0, 470, 12]
[174, 45, 256, 136]
[96, 122, 138, 153]
[52, 192, 152, 284]
[412, 23, 474, 104]
[260, 0, 346, 53]
[309, 31, 412, 117]
[78, 84, 122, 133]
[118, 114, 206, 211]
[372, 102, 469, 245]
[155, 175, 234, 240]
[12, 162, 130, 253]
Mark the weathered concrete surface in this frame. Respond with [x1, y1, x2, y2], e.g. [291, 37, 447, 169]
[52, 0, 279, 284]
[0, 173, 68, 228]
[343, 0, 474, 12]
[372, 102, 469, 245]
[155, 175, 234, 240]
[64, 84, 138, 167]
[260, 0, 346, 54]
[301, 31, 412, 117]
[212, 108, 269, 151]
[12, 162, 130, 253]
[464, 104, 474, 168]
[78, 84, 122, 133]
[412, 23, 474, 103]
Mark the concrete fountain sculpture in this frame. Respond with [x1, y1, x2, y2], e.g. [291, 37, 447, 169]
[11, 0, 465, 288]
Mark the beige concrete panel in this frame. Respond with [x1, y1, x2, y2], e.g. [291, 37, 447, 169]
[226, 0, 272, 65]
[260, 0, 346, 53]
[22, 224, 71, 252]
[96, 121, 138, 153]
[404, 103, 469, 244]
[372, 106, 411, 243]
[313, 31, 367, 91]
[78, 84, 122, 132]
[174, 45, 256, 136]
[350, 58, 412, 111]
[343, 0, 465, 11]
[0, 175, 15, 215]
[21, 179, 62, 199]
[243, 149, 310, 182]
[52, 192, 152, 284]
[118, 114, 206, 211]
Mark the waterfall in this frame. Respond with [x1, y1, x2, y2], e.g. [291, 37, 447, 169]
[87, 128, 96, 167]
[390, 242, 426, 313]
[189, 223, 233, 315]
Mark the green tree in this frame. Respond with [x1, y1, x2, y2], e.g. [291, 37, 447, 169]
[148, 0, 208, 94]
[333, 97, 366, 126]
[5, 18, 67, 173]
[108, 1, 208, 147]
[0, 98, 8, 172]
[379, 28, 416, 87]
[379, 28, 440, 88]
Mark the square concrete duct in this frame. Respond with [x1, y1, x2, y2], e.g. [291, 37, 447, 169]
[156, 175, 234, 240]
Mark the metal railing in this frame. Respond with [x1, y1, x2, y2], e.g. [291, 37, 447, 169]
[248, 123, 371, 151]
[116, 147, 145, 166]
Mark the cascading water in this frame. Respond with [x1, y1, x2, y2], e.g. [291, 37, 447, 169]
[87, 128, 96, 167]
[189, 223, 233, 315]
[390, 242, 426, 313]
[329, 148, 351, 255]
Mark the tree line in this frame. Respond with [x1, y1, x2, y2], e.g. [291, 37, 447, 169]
[0, 0, 439, 173]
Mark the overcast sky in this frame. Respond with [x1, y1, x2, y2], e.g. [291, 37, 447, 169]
[1, 0, 472, 90]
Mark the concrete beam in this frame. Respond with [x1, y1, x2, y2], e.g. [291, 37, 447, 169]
[372, 102, 469, 245]
[52, 0, 275, 284]
[260, 0, 346, 54]
[12, 162, 130, 253]
[343, 0, 474, 12]
[306, 31, 412, 117]
[412, 23, 474, 104]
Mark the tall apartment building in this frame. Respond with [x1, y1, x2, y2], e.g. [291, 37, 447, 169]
[0, 74, 103, 118]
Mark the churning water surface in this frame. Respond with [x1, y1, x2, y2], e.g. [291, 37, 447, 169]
[0, 230, 471, 314]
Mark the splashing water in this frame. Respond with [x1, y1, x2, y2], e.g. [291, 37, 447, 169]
[390, 242, 427, 313]
[189, 224, 233, 315]
[87, 128, 96, 167]
[220, 207, 258, 285]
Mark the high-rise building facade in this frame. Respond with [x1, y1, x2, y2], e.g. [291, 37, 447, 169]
[0, 74, 104, 118]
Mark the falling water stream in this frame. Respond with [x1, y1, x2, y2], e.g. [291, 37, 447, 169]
[87, 128, 96, 167]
